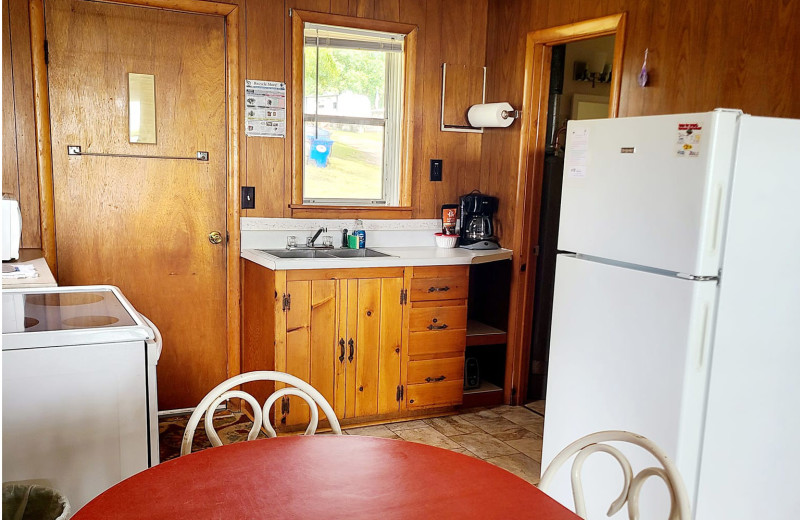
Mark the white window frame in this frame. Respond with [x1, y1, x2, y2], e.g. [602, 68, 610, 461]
[301, 23, 405, 207]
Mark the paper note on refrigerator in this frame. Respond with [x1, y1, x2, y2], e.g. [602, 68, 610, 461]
[566, 127, 589, 177]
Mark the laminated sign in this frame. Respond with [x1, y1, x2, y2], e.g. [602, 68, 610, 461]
[675, 123, 702, 158]
[245, 80, 286, 138]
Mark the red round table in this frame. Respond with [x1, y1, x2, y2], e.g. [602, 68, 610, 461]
[73, 436, 580, 519]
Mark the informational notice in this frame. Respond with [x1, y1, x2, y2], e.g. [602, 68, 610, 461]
[566, 127, 589, 178]
[245, 80, 286, 138]
[675, 122, 702, 158]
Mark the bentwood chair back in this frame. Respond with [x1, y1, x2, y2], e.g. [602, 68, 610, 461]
[538, 430, 691, 520]
[181, 371, 342, 456]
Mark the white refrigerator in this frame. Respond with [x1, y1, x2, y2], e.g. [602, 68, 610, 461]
[541, 109, 800, 519]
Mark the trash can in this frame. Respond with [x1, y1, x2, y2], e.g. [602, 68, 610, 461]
[308, 139, 334, 167]
[2, 484, 71, 520]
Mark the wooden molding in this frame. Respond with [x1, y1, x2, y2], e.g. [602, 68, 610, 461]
[289, 205, 412, 219]
[290, 10, 417, 210]
[29, 0, 56, 278]
[505, 13, 627, 405]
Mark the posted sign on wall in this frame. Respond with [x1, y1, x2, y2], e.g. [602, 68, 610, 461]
[245, 80, 286, 138]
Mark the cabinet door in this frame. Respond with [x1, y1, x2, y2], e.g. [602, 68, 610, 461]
[354, 278, 381, 417]
[377, 277, 403, 415]
[281, 279, 337, 428]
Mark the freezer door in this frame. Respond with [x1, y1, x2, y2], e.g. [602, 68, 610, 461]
[694, 115, 800, 519]
[541, 255, 717, 519]
[559, 110, 739, 276]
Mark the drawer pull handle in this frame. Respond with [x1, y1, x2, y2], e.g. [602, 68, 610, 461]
[428, 286, 451, 293]
[425, 375, 446, 383]
[348, 338, 355, 362]
[339, 338, 345, 362]
[427, 323, 449, 330]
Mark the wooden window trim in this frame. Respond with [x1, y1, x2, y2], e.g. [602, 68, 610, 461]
[290, 10, 417, 218]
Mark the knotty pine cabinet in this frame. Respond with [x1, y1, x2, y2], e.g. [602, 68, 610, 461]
[241, 260, 470, 430]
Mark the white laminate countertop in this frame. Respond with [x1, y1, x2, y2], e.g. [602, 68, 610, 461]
[241, 246, 513, 271]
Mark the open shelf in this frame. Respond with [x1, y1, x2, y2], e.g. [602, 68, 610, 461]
[462, 380, 504, 407]
[464, 380, 502, 394]
[466, 319, 507, 347]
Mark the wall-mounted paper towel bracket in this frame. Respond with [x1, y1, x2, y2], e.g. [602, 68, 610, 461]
[467, 102, 521, 128]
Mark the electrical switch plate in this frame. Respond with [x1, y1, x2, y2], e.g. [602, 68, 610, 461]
[430, 159, 443, 182]
[241, 186, 255, 209]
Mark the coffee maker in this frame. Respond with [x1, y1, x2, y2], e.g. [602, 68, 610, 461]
[459, 192, 499, 250]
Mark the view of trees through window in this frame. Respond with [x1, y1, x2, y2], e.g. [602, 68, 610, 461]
[303, 45, 389, 201]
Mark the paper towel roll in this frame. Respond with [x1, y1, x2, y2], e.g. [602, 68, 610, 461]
[467, 102, 516, 128]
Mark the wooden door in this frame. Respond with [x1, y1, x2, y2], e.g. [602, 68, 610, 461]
[353, 277, 403, 417]
[44, 0, 228, 409]
[281, 279, 337, 428]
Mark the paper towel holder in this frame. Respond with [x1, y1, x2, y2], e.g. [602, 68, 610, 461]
[466, 102, 521, 128]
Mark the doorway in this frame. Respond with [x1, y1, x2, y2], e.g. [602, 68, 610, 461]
[35, 0, 241, 410]
[505, 14, 626, 407]
[527, 35, 617, 402]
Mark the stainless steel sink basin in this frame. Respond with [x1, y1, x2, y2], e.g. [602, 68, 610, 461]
[258, 249, 335, 258]
[327, 249, 392, 258]
[257, 248, 393, 259]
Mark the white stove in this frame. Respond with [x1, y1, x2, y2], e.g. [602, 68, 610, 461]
[2, 285, 162, 511]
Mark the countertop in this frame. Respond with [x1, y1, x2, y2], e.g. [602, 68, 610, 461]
[2, 249, 58, 288]
[241, 246, 513, 271]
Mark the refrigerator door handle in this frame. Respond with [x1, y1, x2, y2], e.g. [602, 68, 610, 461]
[697, 304, 710, 370]
[710, 185, 724, 254]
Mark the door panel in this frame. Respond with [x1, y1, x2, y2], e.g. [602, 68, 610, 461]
[377, 277, 402, 414]
[345, 279, 358, 418]
[310, 280, 336, 422]
[542, 254, 716, 518]
[45, 0, 227, 409]
[284, 281, 310, 427]
[333, 279, 348, 420]
[354, 278, 380, 417]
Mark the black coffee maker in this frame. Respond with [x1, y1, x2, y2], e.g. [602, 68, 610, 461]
[459, 191, 499, 250]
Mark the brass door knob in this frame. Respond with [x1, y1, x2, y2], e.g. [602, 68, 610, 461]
[208, 231, 223, 244]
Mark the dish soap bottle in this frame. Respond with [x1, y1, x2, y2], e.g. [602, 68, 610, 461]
[353, 219, 366, 249]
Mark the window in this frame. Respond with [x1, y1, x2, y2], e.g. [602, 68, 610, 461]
[292, 12, 417, 212]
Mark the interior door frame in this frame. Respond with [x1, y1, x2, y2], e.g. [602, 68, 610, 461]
[28, 0, 243, 384]
[505, 13, 626, 405]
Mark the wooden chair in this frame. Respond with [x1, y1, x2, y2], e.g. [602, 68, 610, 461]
[538, 431, 691, 520]
[181, 371, 342, 456]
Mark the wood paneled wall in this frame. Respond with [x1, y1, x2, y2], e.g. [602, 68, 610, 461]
[244, 0, 488, 218]
[3, 0, 41, 248]
[4, 0, 489, 234]
[482, 0, 800, 243]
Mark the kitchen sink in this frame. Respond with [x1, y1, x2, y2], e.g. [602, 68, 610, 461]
[257, 248, 393, 259]
[258, 249, 336, 258]
[327, 249, 392, 258]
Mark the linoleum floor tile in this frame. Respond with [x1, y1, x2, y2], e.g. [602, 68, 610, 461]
[395, 426, 462, 450]
[485, 453, 542, 485]
[345, 424, 401, 439]
[450, 432, 518, 459]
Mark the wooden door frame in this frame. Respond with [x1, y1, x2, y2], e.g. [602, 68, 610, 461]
[504, 13, 626, 405]
[28, 0, 243, 384]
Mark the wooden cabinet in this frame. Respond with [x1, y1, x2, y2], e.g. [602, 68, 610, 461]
[242, 263, 405, 430]
[242, 261, 470, 429]
[403, 265, 469, 410]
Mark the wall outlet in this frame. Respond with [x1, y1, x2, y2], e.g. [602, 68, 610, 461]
[430, 159, 443, 182]
[241, 186, 255, 209]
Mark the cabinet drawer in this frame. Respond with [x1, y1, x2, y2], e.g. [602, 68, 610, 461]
[408, 328, 466, 357]
[407, 380, 463, 408]
[409, 276, 468, 302]
[407, 357, 464, 385]
[409, 304, 467, 332]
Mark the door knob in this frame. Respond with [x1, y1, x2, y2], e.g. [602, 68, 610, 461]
[208, 231, 223, 244]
